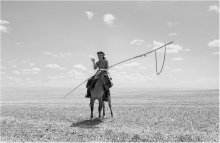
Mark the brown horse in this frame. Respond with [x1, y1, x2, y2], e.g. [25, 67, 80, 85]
[90, 70, 113, 119]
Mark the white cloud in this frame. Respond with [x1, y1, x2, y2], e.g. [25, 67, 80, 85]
[22, 60, 27, 63]
[124, 62, 141, 67]
[213, 51, 219, 55]
[208, 39, 219, 48]
[66, 70, 84, 77]
[66, 53, 72, 56]
[124, 73, 147, 81]
[22, 68, 41, 74]
[129, 39, 144, 45]
[103, 14, 116, 27]
[0, 25, 9, 33]
[172, 57, 183, 61]
[13, 71, 21, 75]
[114, 65, 125, 69]
[152, 41, 183, 53]
[153, 41, 164, 47]
[168, 32, 178, 36]
[43, 51, 72, 58]
[0, 19, 9, 25]
[112, 72, 154, 83]
[138, 66, 147, 70]
[30, 63, 35, 66]
[0, 19, 10, 33]
[167, 21, 178, 28]
[46, 64, 66, 70]
[32, 68, 41, 71]
[146, 44, 153, 49]
[166, 44, 183, 53]
[16, 42, 20, 45]
[85, 11, 94, 19]
[47, 75, 65, 80]
[208, 5, 219, 13]
[184, 49, 191, 52]
[169, 33, 177, 36]
[74, 64, 87, 71]
[43, 51, 53, 56]
[170, 68, 182, 72]
[61, 53, 72, 57]
[115, 62, 141, 69]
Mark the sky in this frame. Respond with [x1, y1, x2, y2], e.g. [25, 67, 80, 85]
[1, 1, 219, 89]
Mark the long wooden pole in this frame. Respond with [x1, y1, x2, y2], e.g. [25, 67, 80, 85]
[63, 41, 173, 98]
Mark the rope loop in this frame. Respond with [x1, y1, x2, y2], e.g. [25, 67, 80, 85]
[155, 46, 167, 75]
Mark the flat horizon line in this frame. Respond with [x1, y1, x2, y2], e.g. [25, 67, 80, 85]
[1, 86, 219, 91]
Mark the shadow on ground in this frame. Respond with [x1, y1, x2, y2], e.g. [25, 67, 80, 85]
[70, 118, 103, 129]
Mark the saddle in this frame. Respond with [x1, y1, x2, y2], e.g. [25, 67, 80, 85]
[86, 74, 112, 101]
[86, 75, 113, 90]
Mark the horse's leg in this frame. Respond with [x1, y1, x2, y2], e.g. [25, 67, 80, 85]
[103, 101, 105, 117]
[108, 97, 113, 117]
[90, 98, 95, 119]
[98, 100, 103, 118]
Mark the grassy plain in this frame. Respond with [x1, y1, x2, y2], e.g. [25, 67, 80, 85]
[0, 88, 219, 142]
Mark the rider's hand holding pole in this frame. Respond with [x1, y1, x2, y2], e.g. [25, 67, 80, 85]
[91, 58, 95, 62]
[91, 58, 97, 70]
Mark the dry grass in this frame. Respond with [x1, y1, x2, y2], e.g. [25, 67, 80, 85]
[0, 89, 219, 142]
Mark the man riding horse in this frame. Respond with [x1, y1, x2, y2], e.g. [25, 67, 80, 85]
[85, 51, 112, 101]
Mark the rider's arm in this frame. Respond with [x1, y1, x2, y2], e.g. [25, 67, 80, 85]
[93, 61, 98, 70]
[91, 58, 97, 70]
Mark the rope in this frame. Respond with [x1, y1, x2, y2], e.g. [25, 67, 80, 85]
[155, 45, 167, 75]
[107, 41, 173, 70]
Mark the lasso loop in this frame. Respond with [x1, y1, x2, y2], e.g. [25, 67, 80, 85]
[155, 45, 167, 75]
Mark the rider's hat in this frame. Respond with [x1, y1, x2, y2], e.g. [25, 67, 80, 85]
[97, 51, 105, 56]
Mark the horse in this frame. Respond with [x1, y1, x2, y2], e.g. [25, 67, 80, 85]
[89, 69, 113, 119]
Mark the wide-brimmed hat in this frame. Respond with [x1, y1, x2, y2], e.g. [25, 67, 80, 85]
[97, 51, 105, 56]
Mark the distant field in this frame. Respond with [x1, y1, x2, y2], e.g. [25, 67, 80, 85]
[0, 88, 219, 142]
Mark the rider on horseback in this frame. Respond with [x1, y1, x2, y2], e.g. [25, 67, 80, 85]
[85, 51, 112, 101]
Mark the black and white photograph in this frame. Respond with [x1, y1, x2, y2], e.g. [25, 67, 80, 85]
[1, 0, 219, 142]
